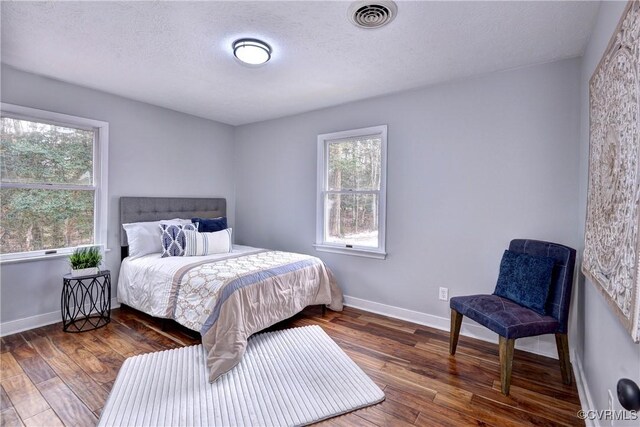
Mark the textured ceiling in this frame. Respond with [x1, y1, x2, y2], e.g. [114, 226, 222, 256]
[1, 1, 599, 126]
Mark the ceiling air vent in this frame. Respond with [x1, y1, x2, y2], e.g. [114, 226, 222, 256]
[349, 1, 397, 29]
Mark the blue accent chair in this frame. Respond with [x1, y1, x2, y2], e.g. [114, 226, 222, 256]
[449, 239, 576, 395]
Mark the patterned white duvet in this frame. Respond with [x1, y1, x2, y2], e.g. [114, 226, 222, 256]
[117, 245, 343, 381]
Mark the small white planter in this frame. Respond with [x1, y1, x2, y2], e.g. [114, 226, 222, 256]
[70, 267, 99, 277]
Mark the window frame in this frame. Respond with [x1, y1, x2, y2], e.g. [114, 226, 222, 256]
[314, 124, 388, 259]
[0, 103, 109, 263]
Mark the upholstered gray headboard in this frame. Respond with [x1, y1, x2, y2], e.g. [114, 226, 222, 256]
[119, 197, 226, 258]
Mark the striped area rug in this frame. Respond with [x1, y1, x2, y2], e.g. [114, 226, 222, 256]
[98, 325, 385, 426]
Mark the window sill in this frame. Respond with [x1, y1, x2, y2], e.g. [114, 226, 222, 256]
[0, 248, 111, 265]
[313, 244, 387, 260]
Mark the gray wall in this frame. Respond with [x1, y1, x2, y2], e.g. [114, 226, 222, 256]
[0, 65, 236, 324]
[234, 58, 582, 353]
[577, 1, 640, 419]
[6, 14, 639, 416]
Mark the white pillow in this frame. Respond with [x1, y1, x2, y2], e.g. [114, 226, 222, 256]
[123, 218, 192, 258]
[184, 228, 232, 256]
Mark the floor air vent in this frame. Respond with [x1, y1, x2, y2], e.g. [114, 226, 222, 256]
[349, 1, 397, 29]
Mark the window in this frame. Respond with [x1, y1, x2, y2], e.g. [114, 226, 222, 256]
[315, 125, 387, 259]
[0, 103, 108, 261]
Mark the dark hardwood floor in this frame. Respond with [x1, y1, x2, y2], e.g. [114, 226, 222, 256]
[0, 305, 583, 426]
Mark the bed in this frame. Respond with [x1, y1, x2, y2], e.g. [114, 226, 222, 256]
[117, 197, 343, 382]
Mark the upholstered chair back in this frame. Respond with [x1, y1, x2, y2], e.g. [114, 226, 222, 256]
[506, 239, 576, 333]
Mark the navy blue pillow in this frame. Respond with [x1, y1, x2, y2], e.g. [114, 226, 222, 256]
[494, 250, 555, 315]
[192, 217, 227, 233]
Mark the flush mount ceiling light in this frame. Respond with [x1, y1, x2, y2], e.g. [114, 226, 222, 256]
[348, 1, 397, 29]
[233, 38, 271, 65]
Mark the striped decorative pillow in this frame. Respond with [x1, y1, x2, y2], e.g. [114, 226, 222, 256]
[184, 228, 232, 256]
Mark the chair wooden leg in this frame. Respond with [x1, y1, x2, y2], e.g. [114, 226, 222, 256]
[555, 333, 572, 385]
[499, 336, 515, 396]
[449, 309, 463, 355]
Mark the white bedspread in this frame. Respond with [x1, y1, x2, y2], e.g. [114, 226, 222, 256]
[118, 245, 343, 382]
[117, 245, 263, 322]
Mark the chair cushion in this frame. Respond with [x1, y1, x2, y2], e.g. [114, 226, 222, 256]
[450, 294, 560, 339]
[494, 250, 555, 315]
[508, 239, 576, 333]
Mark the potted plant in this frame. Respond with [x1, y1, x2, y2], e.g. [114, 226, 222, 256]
[69, 246, 102, 277]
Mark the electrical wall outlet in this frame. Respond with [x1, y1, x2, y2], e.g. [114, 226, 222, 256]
[439, 287, 449, 301]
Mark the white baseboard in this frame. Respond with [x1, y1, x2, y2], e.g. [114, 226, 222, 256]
[572, 349, 597, 427]
[343, 294, 558, 359]
[0, 298, 120, 337]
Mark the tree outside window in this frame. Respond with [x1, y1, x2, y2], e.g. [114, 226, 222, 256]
[0, 105, 108, 260]
[316, 125, 387, 259]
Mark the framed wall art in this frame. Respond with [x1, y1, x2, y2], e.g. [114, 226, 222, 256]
[583, 0, 640, 342]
